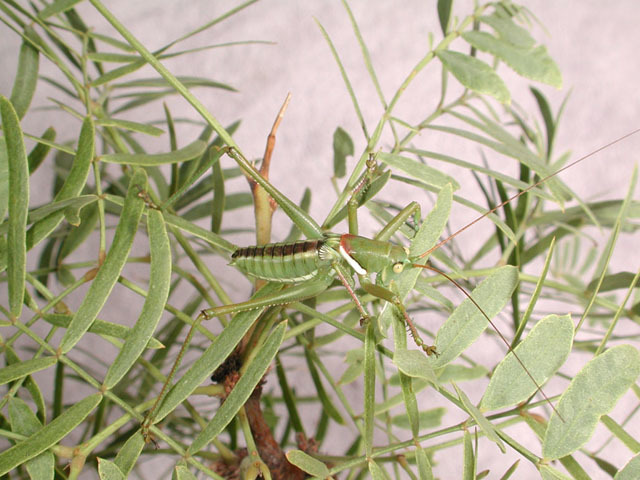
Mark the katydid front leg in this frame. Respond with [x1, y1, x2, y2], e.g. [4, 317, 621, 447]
[360, 280, 438, 357]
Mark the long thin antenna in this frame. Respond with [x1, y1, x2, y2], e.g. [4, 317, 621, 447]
[419, 128, 640, 259]
[413, 262, 564, 421]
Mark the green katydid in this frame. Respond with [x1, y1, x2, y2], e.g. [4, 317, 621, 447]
[141, 129, 640, 442]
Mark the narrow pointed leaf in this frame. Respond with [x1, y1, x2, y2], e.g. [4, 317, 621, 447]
[0, 137, 7, 221]
[454, 384, 505, 453]
[211, 148, 225, 232]
[275, 357, 304, 434]
[333, 127, 353, 178]
[9, 29, 39, 119]
[304, 349, 344, 425]
[189, 321, 287, 454]
[543, 345, 640, 460]
[114, 431, 145, 477]
[60, 169, 147, 353]
[101, 139, 207, 165]
[0, 357, 57, 385]
[368, 459, 387, 480]
[391, 407, 445, 430]
[364, 322, 376, 456]
[286, 450, 329, 477]
[93, 60, 146, 87]
[463, 429, 474, 480]
[0, 394, 101, 476]
[174, 465, 198, 480]
[103, 209, 171, 388]
[43, 314, 162, 348]
[38, 0, 83, 19]
[586, 272, 639, 293]
[163, 210, 236, 253]
[432, 266, 518, 368]
[27, 116, 94, 249]
[1, 96, 29, 318]
[436, 50, 510, 104]
[8, 398, 54, 480]
[539, 465, 573, 480]
[416, 446, 434, 480]
[97, 117, 164, 136]
[481, 314, 573, 410]
[437, 0, 453, 35]
[601, 415, 640, 453]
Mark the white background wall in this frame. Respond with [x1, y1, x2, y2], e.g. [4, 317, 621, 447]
[1, 2, 639, 479]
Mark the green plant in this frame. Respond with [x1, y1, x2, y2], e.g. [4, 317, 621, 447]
[1, 1, 639, 479]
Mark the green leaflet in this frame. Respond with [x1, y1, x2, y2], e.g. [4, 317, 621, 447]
[436, 50, 510, 104]
[543, 345, 640, 459]
[481, 314, 573, 411]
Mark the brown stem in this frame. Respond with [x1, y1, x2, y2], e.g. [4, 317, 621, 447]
[244, 385, 306, 480]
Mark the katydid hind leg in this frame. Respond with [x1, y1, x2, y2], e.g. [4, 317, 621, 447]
[204, 276, 333, 318]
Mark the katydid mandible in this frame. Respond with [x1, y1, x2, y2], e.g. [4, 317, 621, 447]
[142, 129, 640, 440]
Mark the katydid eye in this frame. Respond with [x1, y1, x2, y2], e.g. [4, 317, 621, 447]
[393, 263, 404, 273]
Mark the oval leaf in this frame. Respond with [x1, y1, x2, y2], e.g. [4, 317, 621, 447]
[543, 345, 640, 460]
[393, 348, 437, 384]
[481, 314, 573, 411]
[432, 266, 518, 368]
[615, 453, 640, 480]
[97, 458, 125, 480]
[286, 450, 329, 477]
[462, 31, 562, 87]
[478, 14, 535, 49]
[436, 50, 510, 104]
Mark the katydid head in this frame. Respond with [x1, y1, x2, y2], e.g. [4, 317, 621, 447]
[339, 234, 411, 282]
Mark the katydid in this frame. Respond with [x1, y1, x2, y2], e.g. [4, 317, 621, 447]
[142, 129, 640, 441]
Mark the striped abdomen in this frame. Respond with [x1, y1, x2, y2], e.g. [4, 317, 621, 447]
[230, 239, 328, 282]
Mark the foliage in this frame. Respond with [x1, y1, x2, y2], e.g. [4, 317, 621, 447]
[0, 1, 639, 479]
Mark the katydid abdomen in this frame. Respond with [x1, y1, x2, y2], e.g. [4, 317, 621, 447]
[230, 238, 332, 282]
